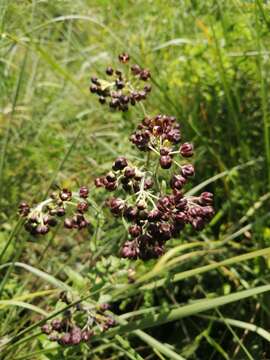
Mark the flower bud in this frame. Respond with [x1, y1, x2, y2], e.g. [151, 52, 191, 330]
[77, 201, 89, 213]
[41, 324, 51, 334]
[173, 212, 187, 224]
[118, 52, 130, 63]
[200, 192, 214, 205]
[36, 224, 49, 235]
[131, 64, 141, 75]
[59, 333, 72, 346]
[121, 240, 139, 259]
[64, 218, 73, 229]
[106, 171, 117, 182]
[18, 202, 30, 217]
[128, 225, 142, 237]
[51, 319, 63, 332]
[139, 69, 151, 81]
[160, 155, 172, 169]
[191, 217, 205, 230]
[56, 208, 66, 217]
[81, 330, 93, 342]
[113, 157, 128, 170]
[148, 209, 161, 222]
[108, 197, 125, 215]
[124, 206, 138, 221]
[144, 177, 154, 189]
[79, 186, 89, 198]
[136, 199, 147, 210]
[124, 167, 136, 178]
[59, 189, 72, 201]
[180, 143, 193, 157]
[95, 177, 105, 188]
[106, 67, 114, 75]
[70, 326, 82, 345]
[181, 164, 195, 178]
[105, 181, 117, 191]
[170, 174, 187, 190]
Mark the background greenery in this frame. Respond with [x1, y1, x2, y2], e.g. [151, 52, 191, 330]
[0, 0, 270, 359]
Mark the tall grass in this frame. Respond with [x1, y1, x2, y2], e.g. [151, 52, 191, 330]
[0, 1, 269, 359]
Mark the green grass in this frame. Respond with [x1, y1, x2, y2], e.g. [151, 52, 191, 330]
[0, 0, 270, 359]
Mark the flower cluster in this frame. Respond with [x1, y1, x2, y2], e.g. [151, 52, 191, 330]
[41, 293, 115, 346]
[95, 156, 153, 194]
[89, 53, 151, 111]
[19, 53, 215, 262]
[95, 154, 214, 260]
[18, 186, 90, 235]
[130, 114, 193, 169]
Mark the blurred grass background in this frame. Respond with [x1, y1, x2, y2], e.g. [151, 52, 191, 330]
[0, 0, 270, 359]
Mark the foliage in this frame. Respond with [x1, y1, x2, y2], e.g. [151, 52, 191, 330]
[0, 1, 270, 359]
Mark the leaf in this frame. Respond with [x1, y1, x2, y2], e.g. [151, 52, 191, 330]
[0, 262, 70, 291]
[112, 284, 270, 334]
[0, 300, 47, 316]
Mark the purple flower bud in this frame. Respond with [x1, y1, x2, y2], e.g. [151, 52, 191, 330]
[170, 174, 187, 190]
[160, 155, 172, 169]
[144, 84, 152, 92]
[180, 142, 194, 157]
[108, 197, 125, 215]
[160, 147, 171, 156]
[188, 206, 203, 217]
[124, 167, 136, 178]
[121, 240, 139, 259]
[152, 243, 165, 258]
[77, 201, 89, 213]
[191, 217, 205, 230]
[131, 64, 141, 75]
[136, 199, 147, 210]
[200, 192, 214, 205]
[148, 209, 161, 222]
[41, 323, 51, 334]
[106, 171, 117, 182]
[113, 157, 128, 170]
[202, 206, 215, 219]
[124, 206, 138, 221]
[144, 177, 154, 190]
[181, 164, 195, 178]
[158, 223, 172, 241]
[18, 202, 30, 217]
[81, 330, 93, 342]
[106, 67, 114, 75]
[90, 84, 98, 93]
[95, 177, 105, 188]
[105, 181, 117, 191]
[173, 212, 187, 224]
[166, 129, 181, 143]
[64, 218, 73, 229]
[106, 317, 116, 327]
[79, 186, 89, 198]
[118, 52, 130, 63]
[36, 224, 49, 235]
[56, 208, 66, 217]
[70, 326, 82, 345]
[139, 69, 151, 81]
[91, 76, 99, 84]
[157, 196, 171, 212]
[59, 189, 72, 201]
[128, 224, 142, 238]
[59, 332, 72, 346]
[51, 319, 63, 331]
[175, 197, 188, 210]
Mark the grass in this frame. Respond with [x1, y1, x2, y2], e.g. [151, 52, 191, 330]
[0, 0, 270, 359]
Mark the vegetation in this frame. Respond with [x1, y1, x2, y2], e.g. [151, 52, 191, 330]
[0, 1, 270, 359]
